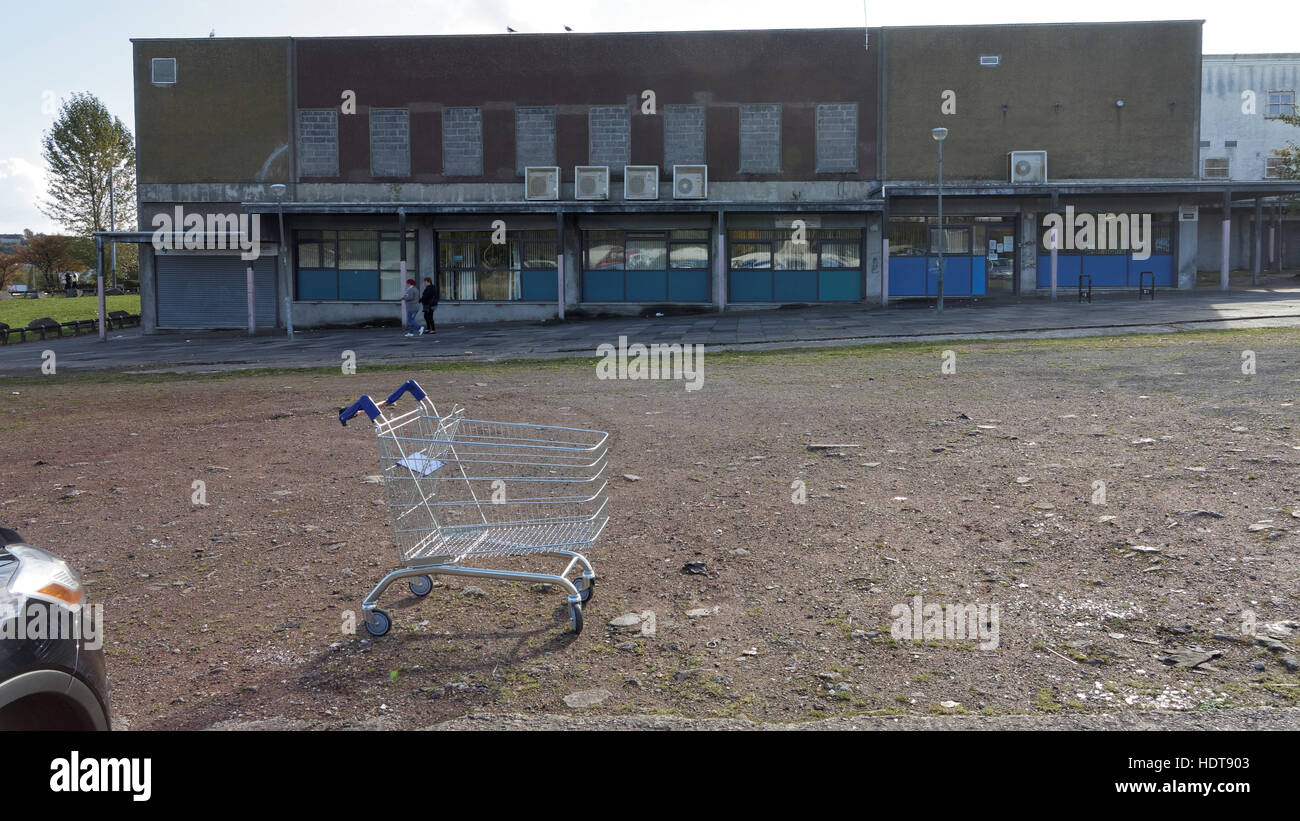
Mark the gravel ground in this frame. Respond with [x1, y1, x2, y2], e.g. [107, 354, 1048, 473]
[207, 706, 1300, 731]
[1, 327, 1297, 730]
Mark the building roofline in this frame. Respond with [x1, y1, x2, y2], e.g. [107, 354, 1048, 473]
[1202, 53, 1300, 60]
[873, 19, 1203, 32]
[129, 19, 1205, 45]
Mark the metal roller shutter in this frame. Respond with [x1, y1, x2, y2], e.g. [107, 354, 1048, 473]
[156, 254, 277, 329]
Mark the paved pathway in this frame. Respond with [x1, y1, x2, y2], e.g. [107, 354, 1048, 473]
[2, 277, 1299, 377]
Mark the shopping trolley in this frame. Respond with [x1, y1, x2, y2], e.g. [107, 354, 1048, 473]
[339, 379, 609, 636]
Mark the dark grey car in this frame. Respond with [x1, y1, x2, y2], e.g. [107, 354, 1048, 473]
[0, 527, 109, 730]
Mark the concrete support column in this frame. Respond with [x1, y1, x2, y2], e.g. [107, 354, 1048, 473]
[139, 243, 157, 333]
[1274, 204, 1283, 273]
[1220, 190, 1231, 291]
[714, 209, 727, 312]
[555, 211, 565, 320]
[881, 195, 890, 307]
[1269, 204, 1278, 270]
[418, 219, 436, 285]
[562, 212, 581, 313]
[1176, 207, 1198, 289]
[1019, 211, 1037, 294]
[1253, 199, 1263, 285]
[246, 266, 256, 335]
[864, 212, 882, 306]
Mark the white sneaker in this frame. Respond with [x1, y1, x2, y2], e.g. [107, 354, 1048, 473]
[404, 332, 414, 337]
[418, 327, 424, 335]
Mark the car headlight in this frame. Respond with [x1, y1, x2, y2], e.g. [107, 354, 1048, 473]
[4, 545, 84, 611]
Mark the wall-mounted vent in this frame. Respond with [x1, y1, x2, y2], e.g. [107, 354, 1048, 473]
[624, 166, 659, 200]
[151, 57, 177, 85]
[574, 166, 610, 200]
[672, 164, 708, 199]
[979, 55, 1000, 67]
[1008, 150, 1047, 184]
[1225, 140, 1238, 148]
[524, 166, 559, 201]
[1199, 140, 1211, 148]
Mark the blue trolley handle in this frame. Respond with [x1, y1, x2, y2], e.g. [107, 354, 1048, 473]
[339, 396, 381, 427]
[338, 380, 428, 426]
[385, 379, 428, 406]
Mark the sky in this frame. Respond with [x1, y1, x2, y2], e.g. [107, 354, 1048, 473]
[1, 0, 1298, 234]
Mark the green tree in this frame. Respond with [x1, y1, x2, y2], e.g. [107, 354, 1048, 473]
[39, 92, 137, 236]
[1269, 111, 1300, 225]
[56, 234, 136, 288]
[1271, 112, 1300, 178]
[20, 234, 76, 291]
[0, 252, 23, 290]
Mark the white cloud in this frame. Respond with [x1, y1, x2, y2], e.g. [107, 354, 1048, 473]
[0, 156, 56, 234]
[0, 156, 46, 189]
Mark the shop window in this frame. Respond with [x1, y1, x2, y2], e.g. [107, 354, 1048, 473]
[295, 229, 414, 301]
[436, 230, 557, 301]
[887, 219, 927, 257]
[728, 228, 863, 268]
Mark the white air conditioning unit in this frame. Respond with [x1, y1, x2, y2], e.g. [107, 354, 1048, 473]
[524, 166, 560, 200]
[574, 166, 610, 200]
[624, 165, 659, 200]
[1008, 150, 1047, 184]
[673, 164, 708, 199]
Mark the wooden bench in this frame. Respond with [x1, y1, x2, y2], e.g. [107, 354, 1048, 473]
[26, 317, 63, 341]
[0, 322, 10, 344]
[108, 310, 141, 329]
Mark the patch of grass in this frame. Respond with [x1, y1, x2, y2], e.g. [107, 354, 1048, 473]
[1034, 688, 1062, 713]
[0, 294, 140, 327]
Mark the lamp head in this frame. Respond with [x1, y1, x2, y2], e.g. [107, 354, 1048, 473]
[931, 127, 948, 142]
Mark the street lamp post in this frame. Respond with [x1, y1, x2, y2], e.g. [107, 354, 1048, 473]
[108, 167, 116, 290]
[932, 127, 948, 314]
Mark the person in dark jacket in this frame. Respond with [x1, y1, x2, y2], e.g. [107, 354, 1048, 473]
[419, 276, 439, 335]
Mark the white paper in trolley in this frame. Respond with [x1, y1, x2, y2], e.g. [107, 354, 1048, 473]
[396, 451, 445, 476]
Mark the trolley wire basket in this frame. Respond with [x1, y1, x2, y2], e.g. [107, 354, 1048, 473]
[339, 379, 608, 635]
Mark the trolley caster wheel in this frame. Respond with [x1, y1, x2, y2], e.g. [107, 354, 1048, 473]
[364, 609, 391, 637]
[573, 576, 595, 604]
[569, 603, 584, 635]
[408, 575, 434, 597]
